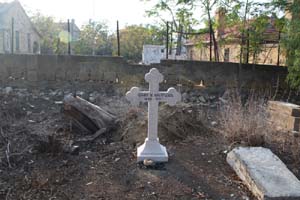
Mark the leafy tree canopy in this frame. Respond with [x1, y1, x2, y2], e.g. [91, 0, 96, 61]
[74, 20, 112, 56]
[111, 24, 165, 62]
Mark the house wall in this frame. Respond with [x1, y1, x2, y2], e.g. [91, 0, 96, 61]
[0, 3, 40, 54]
[0, 29, 3, 53]
[187, 43, 286, 66]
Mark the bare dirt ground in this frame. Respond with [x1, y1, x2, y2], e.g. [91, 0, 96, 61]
[0, 86, 276, 200]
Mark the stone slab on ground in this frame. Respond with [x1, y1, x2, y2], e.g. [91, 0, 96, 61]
[227, 147, 300, 200]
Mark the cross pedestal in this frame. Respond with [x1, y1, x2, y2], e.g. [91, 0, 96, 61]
[126, 68, 181, 162]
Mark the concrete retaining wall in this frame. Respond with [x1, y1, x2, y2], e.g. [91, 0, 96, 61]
[0, 54, 288, 91]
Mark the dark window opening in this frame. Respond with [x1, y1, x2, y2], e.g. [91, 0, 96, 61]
[224, 48, 230, 62]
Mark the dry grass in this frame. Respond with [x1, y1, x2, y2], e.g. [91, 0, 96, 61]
[218, 89, 300, 165]
[219, 89, 270, 146]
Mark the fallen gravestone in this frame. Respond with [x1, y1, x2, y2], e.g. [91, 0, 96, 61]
[126, 68, 181, 162]
[227, 147, 300, 200]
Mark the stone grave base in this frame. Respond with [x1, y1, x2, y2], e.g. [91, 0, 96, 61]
[137, 138, 168, 162]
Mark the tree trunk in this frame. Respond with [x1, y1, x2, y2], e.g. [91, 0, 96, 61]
[211, 27, 219, 62]
[240, 0, 249, 64]
[207, 10, 219, 62]
[176, 24, 183, 56]
[63, 94, 117, 134]
[209, 23, 212, 61]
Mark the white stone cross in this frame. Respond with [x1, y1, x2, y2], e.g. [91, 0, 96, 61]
[126, 68, 181, 162]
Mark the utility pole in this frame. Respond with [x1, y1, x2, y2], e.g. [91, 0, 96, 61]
[166, 21, 169, 59]
[11, 17, 14, 54]
[117, 21, 120, 56]
[169, 22, 173, 55]
[67, 19, 71, 55]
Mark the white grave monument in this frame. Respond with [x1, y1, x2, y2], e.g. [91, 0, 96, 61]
[126, 68, 181, 162]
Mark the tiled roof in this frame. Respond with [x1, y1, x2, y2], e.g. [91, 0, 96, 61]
[0, 1, 17, 15]
[56, 22, 81, 32]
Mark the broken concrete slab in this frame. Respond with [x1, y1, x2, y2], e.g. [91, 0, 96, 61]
[227, 147, 300, 200]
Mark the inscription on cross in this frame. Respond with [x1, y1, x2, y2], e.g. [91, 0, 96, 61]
[126, 68, 181, 162]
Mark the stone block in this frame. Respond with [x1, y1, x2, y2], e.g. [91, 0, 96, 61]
[268, 101, 300, 132]
[227, 147, 300, 200]
[268, 110, 300, 131]
[268, 101, 300, 117]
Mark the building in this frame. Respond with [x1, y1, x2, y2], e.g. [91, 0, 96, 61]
[0, 0, 41, 54]
[56, 19, 81, 42]
[142, 44, 188, 65]
[185, 9, 285, 66]
[55, 19, 81, 54]
[142, 45, 166, 65]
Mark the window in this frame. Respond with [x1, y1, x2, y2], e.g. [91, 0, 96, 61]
[27, 33, 31, 52]
[224, 48, 230, 62]
[15, 31, 20, 51]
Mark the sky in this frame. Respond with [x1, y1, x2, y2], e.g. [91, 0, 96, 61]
[2, 0, 158, 30]
[1, 0, 272, 31]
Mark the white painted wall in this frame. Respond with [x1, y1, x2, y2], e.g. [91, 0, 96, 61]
[142, 45, 166, 65]
[142, 44, 188, 64]
[0, 2, 41, 54]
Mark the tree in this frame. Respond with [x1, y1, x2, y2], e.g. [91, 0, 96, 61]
[31, 12, 66, 54]
[278, 0, 300, 88]
[144, 0, 227, 60]
[73, 20, 112, 55]
[247, 15, 270, 63]
[268, 0, 300, 88]
[144, 0, 197, 55]
[217, 0, 280, 64]
[200, 0, 220, 61]
[111, 25, 165, 62]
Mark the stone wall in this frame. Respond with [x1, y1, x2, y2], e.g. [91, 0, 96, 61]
[158, 60, 287, 89]
[0, 54, 288, 92]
